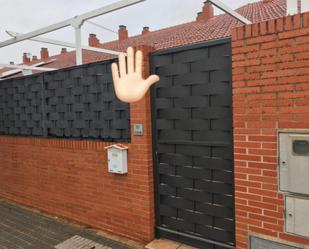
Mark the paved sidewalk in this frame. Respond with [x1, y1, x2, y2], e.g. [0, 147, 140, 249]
[0, 199, 135, 249]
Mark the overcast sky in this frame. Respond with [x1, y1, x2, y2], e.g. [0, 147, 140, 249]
[0, 0, 258, 64]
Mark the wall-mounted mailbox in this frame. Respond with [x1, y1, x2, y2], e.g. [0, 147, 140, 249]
[279, 132, 309, 195]
[285, 195, 309, 237]
[105, 144, 128, 174]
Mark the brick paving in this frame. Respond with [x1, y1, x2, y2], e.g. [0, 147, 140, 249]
[0, 199, 134, 249]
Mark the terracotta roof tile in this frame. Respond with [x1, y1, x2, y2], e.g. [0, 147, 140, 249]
[0, 0, 286, 77]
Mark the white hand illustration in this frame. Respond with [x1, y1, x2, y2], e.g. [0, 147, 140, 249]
[111, 47, 160, 103]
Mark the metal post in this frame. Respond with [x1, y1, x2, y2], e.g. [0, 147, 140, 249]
[75, 27, 82, 65]
[72, 18, 84, 65]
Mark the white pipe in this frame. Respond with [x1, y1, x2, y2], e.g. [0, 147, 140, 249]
[86, 21, 118, 34]
[0, 59, 57, 78]
[0, 64, 57, 71]
[6, 30, 127, 56]
[74, 25, 83, 65]
[0, 0, 145, 48]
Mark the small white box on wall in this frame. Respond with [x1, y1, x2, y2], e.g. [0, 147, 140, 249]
[105, 144, 128, 174]
[286, 195, 309, 237]
[279, 132, 309, 195]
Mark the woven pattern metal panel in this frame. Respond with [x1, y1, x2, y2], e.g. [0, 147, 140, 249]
[151, 39, 234, 249]
[0, 61, 130, 141]
[43, 61, 130, 140]
[0, 75, 44, 136]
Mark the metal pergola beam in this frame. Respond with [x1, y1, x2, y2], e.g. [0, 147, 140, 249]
[0, 0, 144, 48]
[86, 21, 118, 34]
[207, 0, 252, 25]
[6, 31, 125, 56]
[0, 0, 145, 65]
[0, 64, 57, 71]
[0, 60, 57, 79]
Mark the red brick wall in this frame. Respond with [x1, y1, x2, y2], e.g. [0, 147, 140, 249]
[232, 13, 309, 249]
[0, 46, 155, 244]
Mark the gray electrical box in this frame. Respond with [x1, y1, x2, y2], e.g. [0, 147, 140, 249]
[250, 236, 300, 249]
[285, 196, 309, 237]
[279, 132, 309, 195]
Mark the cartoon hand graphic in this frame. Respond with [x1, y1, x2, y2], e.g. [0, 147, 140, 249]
[111, 47, 160, 103]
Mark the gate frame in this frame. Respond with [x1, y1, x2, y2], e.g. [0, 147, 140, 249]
[150, 37, 235, 249]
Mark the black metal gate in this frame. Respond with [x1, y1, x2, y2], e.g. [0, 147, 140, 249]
[151, 39, 235, 249]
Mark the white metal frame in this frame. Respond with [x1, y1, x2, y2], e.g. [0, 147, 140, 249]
[0, 63, 57, 72]
[0, 59, 57, 79]
[6, 31, 125, 56]
[1, 0, 253, 69]
[86, 21, 118, 34]
[206, 0, 252, 25]
[0, 0, 145, 65]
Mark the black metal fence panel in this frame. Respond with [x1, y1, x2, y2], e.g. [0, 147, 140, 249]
[0, 75, 44, 136]
[151, 38, 235, 249]
[0, 60, 130, 141]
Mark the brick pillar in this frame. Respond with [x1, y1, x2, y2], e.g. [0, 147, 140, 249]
[232, 12, 309, 249]
[128, 45, 155, 242]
